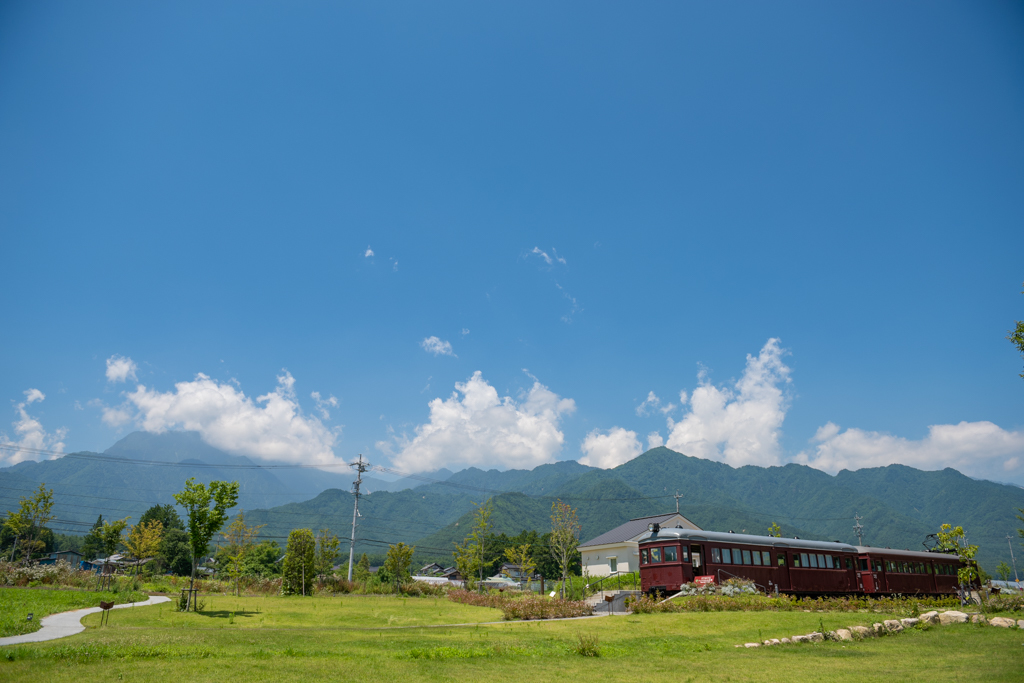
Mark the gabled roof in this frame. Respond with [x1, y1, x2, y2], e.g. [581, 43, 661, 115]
[579, 513, 701, 548]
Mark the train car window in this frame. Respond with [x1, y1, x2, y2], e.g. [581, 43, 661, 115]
[824, 555, 834, 569]
[743, 550, 753, 565]
[733, 548, 742, 564]
[926, 564, 933, 574]
[651, 548, 662, 563]
[845, 557, 853, 570]
[807, 554, 816, 568]
[799, 553, 808, 567]
[752, 550, 762, 566]
[641, 549, 648, 564]
[817, 554, 826, 568]
[778, 553, 787, 567]
[873, 560, 883, 572]
[711, 548, 721, 563]
[762, 551, 771, 565]
[858, 559, 868, 571]
[665, 546, 678, 562]
[682, 546, 689, 562]
[885, 561, 893, 572]
[722, 548, 732, 564]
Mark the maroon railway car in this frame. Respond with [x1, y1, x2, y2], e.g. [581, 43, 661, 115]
[638, 526, 963, 596]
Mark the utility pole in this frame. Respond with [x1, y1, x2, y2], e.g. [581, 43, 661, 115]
[853, 514, 864, 546]
[347, 454, 369, 581]
[1008, 535, 1020, 583]
[674, 490, 683, 514]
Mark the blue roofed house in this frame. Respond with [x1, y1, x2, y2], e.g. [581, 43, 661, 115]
[37, 550, 84, 566]
[578, 513, 701, 577]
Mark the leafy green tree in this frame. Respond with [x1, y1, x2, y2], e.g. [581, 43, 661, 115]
[100, 518, 130, 557]
[282, 528, 315, 596]
[160, 528, 193, 576]
[139, 504, 184, 531]
[315, 528, 341, 579]
[220, 511, 264, 596]
[453, 499, 492, 591]
[1009, 282, 1024, 379]
[767, 522, 782, 538]
[550, 500, 581, 598]
[172, 477, 240, 606]
[504, 543, 537, 589]
[80, 515, 105, 560]
[996, 562, 1012, 582]
[123, 519, 163, 575]
[240, 541, 282, 577]
[382, 542, 415, 586]
[936, 523, 979, 589]
[4, 483, 55, 562]
[353, 553, 371, 583]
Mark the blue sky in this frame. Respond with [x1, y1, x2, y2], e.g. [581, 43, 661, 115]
[2, 2, 1023, 483]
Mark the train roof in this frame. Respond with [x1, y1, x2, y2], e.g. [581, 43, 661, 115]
[639, 528, 963, 561]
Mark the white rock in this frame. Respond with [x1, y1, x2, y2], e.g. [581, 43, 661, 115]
[836, 629, 853, 641]
[989, 617, 1016, 628]
[919, 611, 939, 624]
[900, 618, 919, 628]
[769, 639, 781, 645]
[1017, 620, 1024, 629]
[872, 622, 885, 634]
[780, 637, 792, 644]
[808, 632, 824, 642]
[792, 635, 809, 643]
[883, 620, 904, 633]
[744, 642, 761, 648]
[970, 614, 986, 624]
[938, 611, 968, 625]
[850, 626, 872, 638]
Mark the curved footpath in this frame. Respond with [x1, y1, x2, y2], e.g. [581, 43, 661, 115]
[0, 595, 171, 647]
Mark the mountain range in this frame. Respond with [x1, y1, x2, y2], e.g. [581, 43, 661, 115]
[2, 431, 1022, 572]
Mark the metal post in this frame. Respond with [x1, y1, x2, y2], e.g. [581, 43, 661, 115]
[674, 490, 683, 514]
[853, 515, 864, 546]
[1007, 535, 1020, 583]
[347, 454, 368, 581]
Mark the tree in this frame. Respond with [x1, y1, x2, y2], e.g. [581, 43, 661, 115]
[100, 518, 130, 557]
[382, 542, 415, 587]
[123, 519, 163, 575]
[767, 522, 782, 538]
[160, 528, 192, 576]
[453, 499, 492, 592]
[1009, 282, 1024, 379]
[282, 528, 316, 596]
[504, 543, 537, 589]
[315, 528, 341, 579]
[80, 515, 105, 560]
[4, 483, 55, 562]
[1017, 508, 1024, 546]
[550, 500, 581, 598]
[239, 540, 282, 578]
[996, 562, 1012, 582]
[221, 511, 264, 596]
[353, 553, 371, 583]
[936, 523, 979, 593]
[139, 504, 184, 531]
[172, 477, 240, 608]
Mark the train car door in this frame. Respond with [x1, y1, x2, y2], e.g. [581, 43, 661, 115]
[690, 545, 705, 576]
[857, 556, 875, 593]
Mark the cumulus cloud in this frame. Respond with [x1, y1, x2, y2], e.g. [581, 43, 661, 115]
[364, 246, 374, 258]
[665, 338, 791, 467]
[796, 420, 1024, 483]
[636, 391, 676, 417]
[311, 391, 339, 420]
[579, 427, 642, 469]
[461, 328, 470, 336]
[1, 391, 67, 466]
[105, 355, 138, 383]
[382, 371, 576, 472]
[421, 336, 456, 357]
[647, 432, 664, 449]
[101, 405, 133, 428]
[121, 371, 341, 465]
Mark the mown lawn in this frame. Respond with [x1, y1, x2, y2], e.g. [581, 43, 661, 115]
[0, 588, 149, 637]
[1, 592, 1021, 681]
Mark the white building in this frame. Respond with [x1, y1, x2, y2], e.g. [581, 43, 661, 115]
[578, 513, 701, 577]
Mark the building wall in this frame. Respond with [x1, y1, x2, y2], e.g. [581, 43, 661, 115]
[580, 543, 639, 577]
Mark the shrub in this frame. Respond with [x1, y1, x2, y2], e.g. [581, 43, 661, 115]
[447, 589, 593, 620]
[570, 632, 600, 657]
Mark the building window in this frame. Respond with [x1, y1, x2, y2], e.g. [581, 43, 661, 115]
[609, 558, 617, 573]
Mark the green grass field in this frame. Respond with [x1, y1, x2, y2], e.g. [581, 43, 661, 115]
[1, 591, 1022, 681]
[0, 588, 149, 638]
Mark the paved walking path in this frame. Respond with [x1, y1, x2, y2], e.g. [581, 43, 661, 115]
[0, 595, 171, 647]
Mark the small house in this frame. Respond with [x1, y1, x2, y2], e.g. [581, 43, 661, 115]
[578, 512, 701, 577]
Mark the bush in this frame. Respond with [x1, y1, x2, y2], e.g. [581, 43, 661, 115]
[570, 632, 600, 657]
[625, 591, 963, 615]
[447, 589, 594, 620]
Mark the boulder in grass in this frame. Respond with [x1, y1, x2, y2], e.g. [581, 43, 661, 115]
[883, 620, 903, 633]
[919, 611, 939, 624]
[900, 618, 919, 628]
[1017, 620, 1024, 629]
[872, 622, 886, 635]
[780, 637, 792, 644]
[938, 611, 968, 625]
[769, 639, 781, 645]
[970, 614, 986, 624]
[792, 635, 810, 643]
[744, 642, 761, 648]
[808, 632, 824, 642]
[836, 629, 853, 641]
[989, 617, 1016, 628]
[850, 626, 872, 638]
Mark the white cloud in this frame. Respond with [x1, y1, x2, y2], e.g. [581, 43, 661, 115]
[665, 338, 791, 467]
[647, 432, 664, 449]
[1, 391, 67, 466]
[382, 371, 576, 472]
[796, 420, 1024, 483]
[105, 355, 138, 383]
[461, 328, 470, 336]
[101, 405, 133, 428]
[421, 336, 456, 357]
[531, 247, 553, 265]
[122, 370, 341, 466]
[636, 392, 677, 417]
[579, 427, 642, 469]
[311, 391, 339, 420]
[365, 246, 374, 258]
